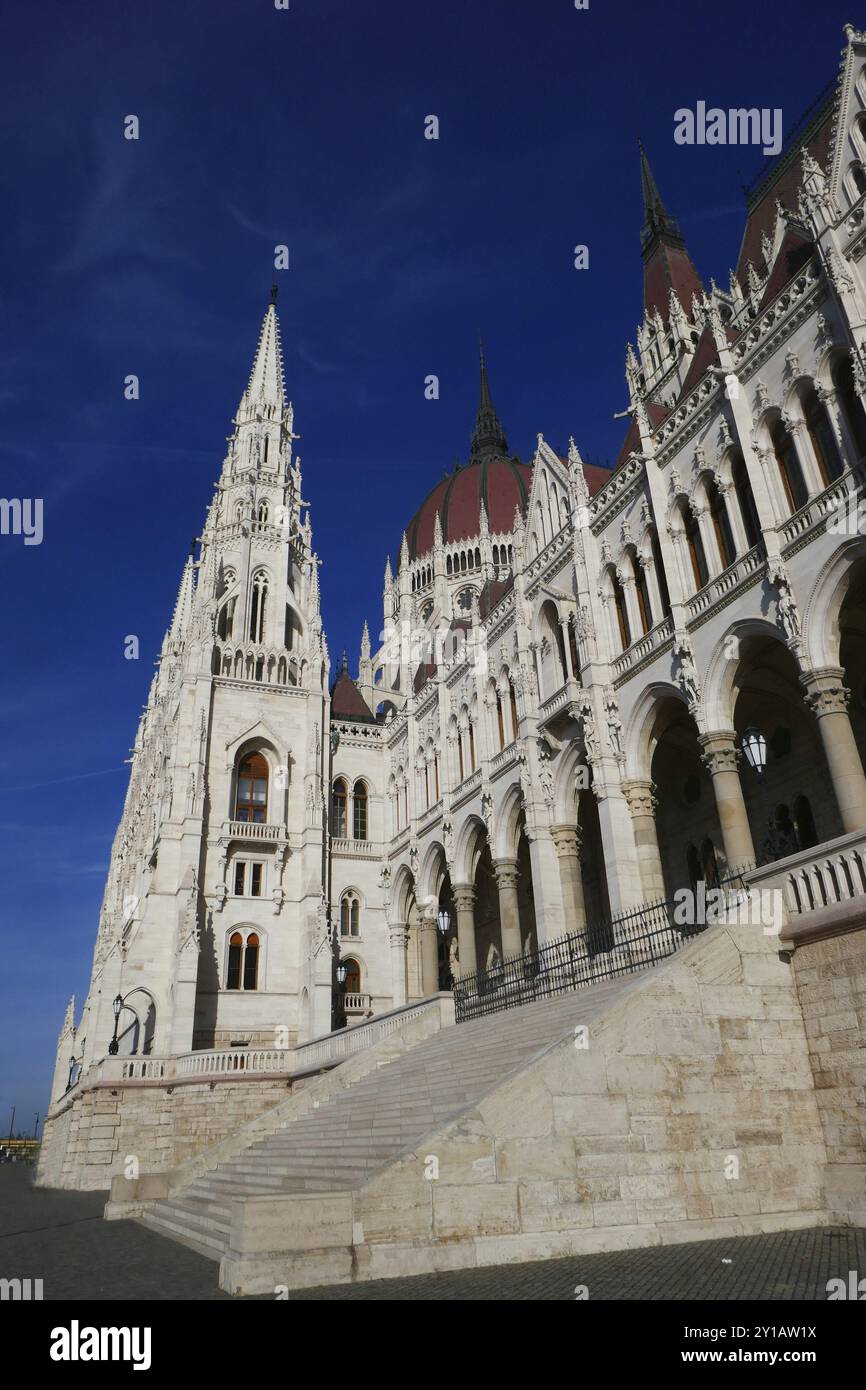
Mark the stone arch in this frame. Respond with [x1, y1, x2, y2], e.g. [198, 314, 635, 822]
[418, 840, 447, 906]
[116, 986, 158, 1057]
[702, 616, 788, 730]
[453, 813, 487, 885]
[494, 781, 525, 861]
[391, 863, 417, 924]
[624, 679, 689, 780]
[803, 535, 866, 669]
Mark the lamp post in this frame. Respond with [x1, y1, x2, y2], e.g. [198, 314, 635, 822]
[336, 962, 348, 1029]
[437, 907, 451, 989]
[740, 726, 767, 775]
[108, 993, 124, 1055]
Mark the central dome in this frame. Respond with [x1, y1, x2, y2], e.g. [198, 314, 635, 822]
[405, 454, 532, 561]
[402, 345, 532, 563]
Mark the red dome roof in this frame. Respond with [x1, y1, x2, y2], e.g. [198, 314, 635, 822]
[404, 455, 533, 562]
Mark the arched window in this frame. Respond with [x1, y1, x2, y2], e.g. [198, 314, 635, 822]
[340, 891, 360, 937]
[682, 504, 709, 590]
[632, 555, 652, 634]
[731, 453, 761, 549]
[833, 355, 866, 459]
[468, 720, 476, 772]
[249, 571, 269, 643]
[707, 479, 736, 569]
[342, 958, 361, 993]
[217, 597, 236, 641]
[851, 162, 866, 197]
[793, 794, 818, 851]
[771, 418, 808, 513]
[701, 838, 719, 887]
[257, 501, 269, 525]
[235, 753, 268, 823]
[352, 781, 368, 840]
[496, 691, 506, 750]
[649, 528, 671, 617]
[332, 778, 348, 838]
[226, 930, 259, 990]
[802, 387, 843, 485]
[509, 682, 519, 739]
[612, 571, 631, 650]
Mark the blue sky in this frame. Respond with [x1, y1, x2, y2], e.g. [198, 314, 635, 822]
[0, 0, 854, 1125]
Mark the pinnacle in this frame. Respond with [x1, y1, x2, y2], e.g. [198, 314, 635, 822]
[240, 299, 286, 413]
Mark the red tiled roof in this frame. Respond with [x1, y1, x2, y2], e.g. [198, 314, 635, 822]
[735, 106, 834, 281]
[614, 401, 670, 470]
[644, 240, 704, 325]
[330, 669, 375, 722]
[757, 227, 816, 309]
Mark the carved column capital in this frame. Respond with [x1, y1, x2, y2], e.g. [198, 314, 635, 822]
[801, 666, 851, 717]
[451, 882, 476, 914]
[621, 778, 658, 818]
[698, 729, 741, 775]
[493, 857, 520, 892]
[549, 822, 582, 858]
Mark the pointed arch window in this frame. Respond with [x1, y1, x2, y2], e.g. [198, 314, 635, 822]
[708, 480, 736, 569]
[649, 528, 671, 617]
[496, 691, 506, 749]
[611, 571, 631, 650]
[682, 505, 709, 590]
[803, 387, 843, 485]
[341, 957, 361, 993]
[226, 930, 259, 990]
[332, 778, 348, 838]
[249, 571, 269, 643]
[235, 753, 268, 823]
[340, 891, 360, 937]
[509, 682, 519, 739]
[833, 355, 866, 459]
[257, 500, 269, 525]
[633, 556, 652, 634]
[771, 419, 808, 514]
[731, 453, 760, 549]
[352, 781, 368, 840]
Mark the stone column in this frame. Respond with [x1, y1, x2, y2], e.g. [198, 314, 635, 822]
[451, 883, 477, 977]
[621, 779, 666, 900]
[550, 824, 586, 932]
[419, 903, 440, 996]
[698, 730, 756, 871]
[802, 667, 866, 832]
[493, 857, 523, 957]
[389, 921, 409, 1009]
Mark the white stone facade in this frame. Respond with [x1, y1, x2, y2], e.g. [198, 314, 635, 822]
[49, 30, 866, 1140]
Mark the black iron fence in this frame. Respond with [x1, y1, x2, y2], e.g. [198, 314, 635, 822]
[453, 871, 750, 1023]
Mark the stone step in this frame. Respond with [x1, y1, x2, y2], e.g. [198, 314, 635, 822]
[144, 978, 634, 1262]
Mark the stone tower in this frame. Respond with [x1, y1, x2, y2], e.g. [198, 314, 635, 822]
[54, 293, 335, 1099]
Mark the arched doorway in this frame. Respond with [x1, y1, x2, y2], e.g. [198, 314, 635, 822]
[649, 697, 726, 895]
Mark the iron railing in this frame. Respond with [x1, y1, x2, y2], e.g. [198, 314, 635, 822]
[453, 872, 749, 1023]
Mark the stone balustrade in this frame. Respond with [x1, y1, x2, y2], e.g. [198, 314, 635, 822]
[746, 827, 866, 922]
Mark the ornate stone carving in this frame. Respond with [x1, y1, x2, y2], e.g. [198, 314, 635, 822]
[673, 636, 702, 717]
[602, 685, 625, 765]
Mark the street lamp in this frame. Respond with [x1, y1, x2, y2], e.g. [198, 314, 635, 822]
[108, 993, 124, 1055]
[336, 962, 348, 988]
[740, 726, 767, 774]
[335, 962, 349, 1031]
[437, 908, 452, 990]
[436, 908, 450, 937]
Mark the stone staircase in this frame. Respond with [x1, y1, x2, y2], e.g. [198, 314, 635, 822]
[139, 978, 629, 1262]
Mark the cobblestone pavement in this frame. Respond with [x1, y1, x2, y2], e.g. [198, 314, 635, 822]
[2, 1166, 863, 1300]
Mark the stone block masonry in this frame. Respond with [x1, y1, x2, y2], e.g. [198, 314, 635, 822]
[36, 1078, 289, 1191]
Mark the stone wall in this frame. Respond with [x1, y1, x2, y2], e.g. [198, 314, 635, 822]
[219, 917, 833, 1292]
[36, 1077, 289, 1192]
[789, 912, 866, 1225]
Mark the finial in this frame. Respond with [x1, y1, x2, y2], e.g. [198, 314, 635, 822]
[270, 281, 278, 305]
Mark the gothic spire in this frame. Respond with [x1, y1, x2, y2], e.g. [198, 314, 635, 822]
[469, 339, 509, 461]
[238, 296, 286, 417]
[639, 141, 685, 252]
[637, 141, 703, 325]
